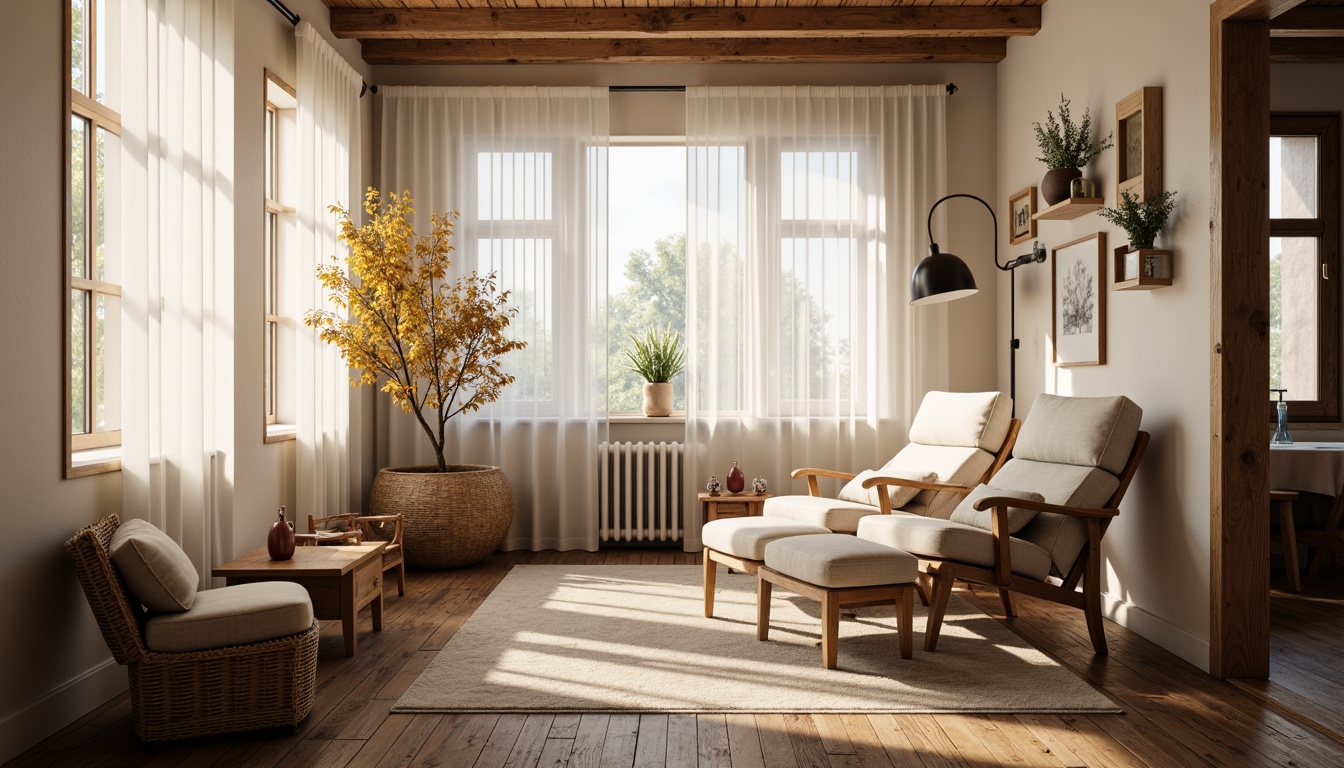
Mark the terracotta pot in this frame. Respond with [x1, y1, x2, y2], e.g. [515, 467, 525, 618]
[370, 465, 515, 569]
[642, 382, 674, 417]
[1041, 167, 1083, 206]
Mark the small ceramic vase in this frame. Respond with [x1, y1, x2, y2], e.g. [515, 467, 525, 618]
[267, 506, 295, 561]
[727, 460, 745, 494]
[752, 477, 768, 495]
[706, 476, 722, 496]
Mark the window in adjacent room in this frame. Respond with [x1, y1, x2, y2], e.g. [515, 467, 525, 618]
[67, 0, 122, 476]
[264, 70, 297, 442]
[1270, 113, 1340, 423]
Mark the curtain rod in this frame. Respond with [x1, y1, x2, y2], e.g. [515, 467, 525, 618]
[608, 84, 957, 95]
[267, 0, 299, 26]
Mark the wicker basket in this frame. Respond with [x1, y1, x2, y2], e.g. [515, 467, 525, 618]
[369, 465, 515, 569]
[64, 515, 318, 742]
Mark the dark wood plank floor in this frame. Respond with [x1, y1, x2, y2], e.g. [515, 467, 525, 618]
[9, 548, 1344, 768]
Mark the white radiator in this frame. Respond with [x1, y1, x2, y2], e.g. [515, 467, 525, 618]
[599, 441, 685, 543]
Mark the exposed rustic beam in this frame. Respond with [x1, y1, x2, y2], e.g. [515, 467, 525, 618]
[359, 37, 1006, 65]
[332, 6, 1039, 40]
[1271, 36, 1344, 61]
[1270, 6, 1344, 36]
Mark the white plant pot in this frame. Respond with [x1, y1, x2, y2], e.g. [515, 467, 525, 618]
[642, 382, 674, 417]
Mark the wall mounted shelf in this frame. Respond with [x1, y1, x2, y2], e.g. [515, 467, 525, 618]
[1113, 245, 1174, 290]
[1033, 197, 1104, 221]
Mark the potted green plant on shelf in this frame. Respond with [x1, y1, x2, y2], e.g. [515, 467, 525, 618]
[306, 188, 526, 568]
[1099, 190, 1178, 286]
[1033, 94, 1114, 206]
[625, 326, 686, 417]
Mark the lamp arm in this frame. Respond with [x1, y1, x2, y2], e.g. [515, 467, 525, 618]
[926, 193, 1004, 271]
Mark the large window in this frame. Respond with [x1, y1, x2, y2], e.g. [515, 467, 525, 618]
[67, 0, 121, 475]
[1270, 113, 1340, 423]
[264, 71, 296, 442]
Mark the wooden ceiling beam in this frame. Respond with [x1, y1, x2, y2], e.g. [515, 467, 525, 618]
[359, 36, 1007, 65]
[1270, 6, 1344, 37]
[1271, 35, 1344, 61]
[332, 6, 1040, 40]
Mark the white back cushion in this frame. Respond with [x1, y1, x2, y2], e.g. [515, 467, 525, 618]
[908, 391, 1014, 452]
[1014, 394, 1142, 475]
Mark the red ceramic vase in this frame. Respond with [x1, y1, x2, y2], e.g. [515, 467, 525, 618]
[727, 460, 745, 494]
[267, 507, 295, 561]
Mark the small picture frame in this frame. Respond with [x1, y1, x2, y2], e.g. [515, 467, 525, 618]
[1052, 232, 1107, 367]
[1116, 87, 1163, 203]
[1008, 186, 1037, 246]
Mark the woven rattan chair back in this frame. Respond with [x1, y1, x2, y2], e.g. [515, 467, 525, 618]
[64, 515, 147, 665]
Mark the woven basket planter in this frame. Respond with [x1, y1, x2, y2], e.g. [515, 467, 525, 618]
[370, 465, 515, 569]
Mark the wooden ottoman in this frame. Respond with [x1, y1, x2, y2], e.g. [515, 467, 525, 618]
[758, 533, 918, 669]
[701, 517, 829, 618]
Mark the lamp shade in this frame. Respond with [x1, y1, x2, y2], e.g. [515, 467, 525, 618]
[910, 250, 979, 305]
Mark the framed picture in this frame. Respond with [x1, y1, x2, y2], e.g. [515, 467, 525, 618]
[1116, 87, 1163, 203]
[1052, 232, 1107, 367]
[1008, 186, 1036, 245]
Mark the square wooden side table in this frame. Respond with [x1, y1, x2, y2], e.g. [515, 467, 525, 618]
[699, 492, 771, 524]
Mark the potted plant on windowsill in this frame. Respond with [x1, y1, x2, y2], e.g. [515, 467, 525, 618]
[306, 188, 526, 569]
[625, 326, 686, 417]
[1033, 94, 1114, 206]
[1099, 189, 1178, 289]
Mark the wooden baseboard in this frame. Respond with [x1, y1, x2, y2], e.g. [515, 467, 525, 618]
[0, 658, 126, 764]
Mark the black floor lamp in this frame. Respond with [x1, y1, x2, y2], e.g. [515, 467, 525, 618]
[909, 193, 1045, 415]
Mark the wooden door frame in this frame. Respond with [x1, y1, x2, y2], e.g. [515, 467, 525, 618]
[1209, 0, 1307, 679]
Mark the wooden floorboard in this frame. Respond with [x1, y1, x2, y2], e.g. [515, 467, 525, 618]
[9, 549, 1344, 768]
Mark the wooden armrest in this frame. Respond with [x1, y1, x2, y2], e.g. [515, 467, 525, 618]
[859, 476, 974, 494]
[358, 515, 402, 523]
[972, 496, 1119, 519]
[789, 467, 857, 481]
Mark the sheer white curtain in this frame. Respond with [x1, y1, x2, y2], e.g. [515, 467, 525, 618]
[120, 0, 235, 583]
[380, 86, 609, 551]
[684, 85, 948, 551]
[294, 22, 361, 522]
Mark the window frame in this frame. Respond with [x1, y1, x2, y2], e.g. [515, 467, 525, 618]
[263, 69, 297, 443]
[66, 0, 122, 477]
[1270, 113, 1341, 424]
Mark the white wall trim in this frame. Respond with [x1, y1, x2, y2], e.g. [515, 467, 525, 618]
[0, 658, 126, 764]
[1103, 590, 1210, 673]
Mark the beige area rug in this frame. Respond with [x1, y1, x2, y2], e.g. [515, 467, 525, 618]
[392, 565, 1120, 714]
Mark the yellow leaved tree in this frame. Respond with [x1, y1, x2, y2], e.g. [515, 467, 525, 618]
[305, 189, 526, 472]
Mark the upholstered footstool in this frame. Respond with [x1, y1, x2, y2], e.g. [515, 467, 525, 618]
[702, 517, 830, 618]
[758, 533, 918, 669]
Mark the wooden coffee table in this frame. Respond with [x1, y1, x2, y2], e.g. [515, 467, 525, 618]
[213, 542, 386, 657]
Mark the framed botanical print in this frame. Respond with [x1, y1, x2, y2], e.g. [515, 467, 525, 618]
[1052, 232, 1107, 366]
[1116, 87, 1163, 203]
[1008, 186, 1036, 245]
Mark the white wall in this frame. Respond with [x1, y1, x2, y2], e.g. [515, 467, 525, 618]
[997, 0, 1212, 669]
[0, 2, 373, 761]
[1271, 62, 1344, 440]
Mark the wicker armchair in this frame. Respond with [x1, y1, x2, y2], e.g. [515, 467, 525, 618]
[64, 515, 319, 742]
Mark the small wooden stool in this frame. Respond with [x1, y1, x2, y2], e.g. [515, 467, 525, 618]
[701, 517, 829, 617]
[757, 533, 918, 669]
[1270, 489, 1302, 592]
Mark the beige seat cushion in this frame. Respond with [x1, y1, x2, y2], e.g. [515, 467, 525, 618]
[702, 517, 830, 561]
[764, 533, 918, 588]
[949, 484, 1046, 534]
[763, 496, 882, 533]
[144, 582, 315, 653]
[109, 518, 199, 613]
[837, 469, 937, 509]
[856, 515, 1053, 582]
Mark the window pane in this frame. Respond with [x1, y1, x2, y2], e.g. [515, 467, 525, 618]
[95, 0, 107, 103]
[94, 126, 118, 282]
[608, 145, 688, 412]
[1270, 136, 1319, 218]
[780, 151, 860, 221]
[71, 116, 88, 278]
[94, 292, 121, 431]
[478, 238, 553, 400]
[265, 321, 276, 417]
[266, 211, 277, 313]
[781, 238, 855, 400]
[1270, 236, 1319, 400]
[265, 107, 276, 201]
[71, 289, 87, 434]
[477, 152, 553, 221]
[71, 0, 88, 96]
